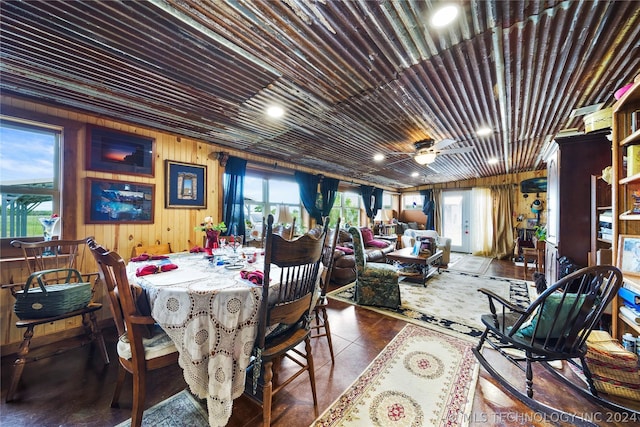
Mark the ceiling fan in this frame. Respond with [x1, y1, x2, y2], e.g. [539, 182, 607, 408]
[383, 138, 475, 173]
[410, 138, 474, 165]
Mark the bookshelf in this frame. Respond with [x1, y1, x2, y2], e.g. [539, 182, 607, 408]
[611, 76, 640, 339]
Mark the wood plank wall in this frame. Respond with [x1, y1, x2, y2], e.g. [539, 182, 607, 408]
[1, 95, 225, 352]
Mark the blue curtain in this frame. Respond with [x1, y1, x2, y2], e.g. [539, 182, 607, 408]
[420, 189, 435, 230]
[320, 177, 340, 223]
[223, 156, 247, 237]
[360, 185, 374, 220]
[295, 171, 322, 223]
[360, 186, 383, 221]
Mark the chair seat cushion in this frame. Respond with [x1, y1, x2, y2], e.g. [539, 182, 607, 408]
[117, 324, 177, 360]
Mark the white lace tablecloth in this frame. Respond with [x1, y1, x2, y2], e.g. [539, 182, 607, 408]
[126, 251, 264, 427]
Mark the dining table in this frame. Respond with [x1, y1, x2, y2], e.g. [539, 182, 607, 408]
[126, 249, 266, 427]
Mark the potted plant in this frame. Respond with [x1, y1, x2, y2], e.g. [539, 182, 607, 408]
[533, 225, 546, 249]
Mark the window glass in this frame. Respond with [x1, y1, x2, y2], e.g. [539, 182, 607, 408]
[382, 193, 392, 209]
[402, 193, 423, 210]
[0, 119, 60, 238]
[244, 175, 301, 236]
[330, 191, 361, 227]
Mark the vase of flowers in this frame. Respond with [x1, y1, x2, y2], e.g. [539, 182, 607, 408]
[195, 217, 227, 254]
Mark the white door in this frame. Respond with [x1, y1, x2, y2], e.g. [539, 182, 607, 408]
[442, 190, 471, 253]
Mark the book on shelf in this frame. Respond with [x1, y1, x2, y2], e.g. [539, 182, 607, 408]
[620, 305, 640, 325]
[619, 286, 640, 311]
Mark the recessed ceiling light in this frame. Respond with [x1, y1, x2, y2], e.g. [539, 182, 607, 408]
[487, 158, 499, 165]
[431, 5, 459, 28]
[266, 105, 284, 118]
[411, 172, 419, 177]
[476, 127, 493, 137]
[373, 153, 385, 161]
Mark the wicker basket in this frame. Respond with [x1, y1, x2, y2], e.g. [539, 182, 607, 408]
[14, 268, 92, 319]
[585, 330, 640, 401]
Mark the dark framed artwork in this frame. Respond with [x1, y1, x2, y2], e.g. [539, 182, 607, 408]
[86, 178, 154, 224]
[86, 125, 155, 176]
[165, 160, 207, 208]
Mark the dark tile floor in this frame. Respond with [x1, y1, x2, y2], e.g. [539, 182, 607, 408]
[1, 257, 638, 426]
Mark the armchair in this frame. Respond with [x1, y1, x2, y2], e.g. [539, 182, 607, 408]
[348, 227, 400, 309]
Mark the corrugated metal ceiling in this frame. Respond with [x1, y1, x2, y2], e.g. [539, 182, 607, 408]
[1, 0, 639, 189]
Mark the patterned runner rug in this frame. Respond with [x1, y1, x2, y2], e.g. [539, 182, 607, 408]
[328, 270, 531, 341]
[311, 324, 479, 427]
[446, 255, 493, 275]
[114, 389, 208, 427]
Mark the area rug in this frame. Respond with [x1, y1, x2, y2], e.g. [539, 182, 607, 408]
[328, 270, 531, 341]
[311, 324, 479, 427]
[446, 255, 493, 275]
[114, 390, 208, 427]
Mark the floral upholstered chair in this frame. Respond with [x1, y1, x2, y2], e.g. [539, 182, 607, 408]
[348, 227, 400, 309]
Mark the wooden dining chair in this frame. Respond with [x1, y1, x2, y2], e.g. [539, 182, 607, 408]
[245, 214, 328, 426]
[88, 239, 178, 427]
[311, 217, 341, 363]
[4, 237, 109, 402]
[132, 241, 172, 258]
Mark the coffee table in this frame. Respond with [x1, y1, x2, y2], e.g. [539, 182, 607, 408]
[386, 247, 443, 287]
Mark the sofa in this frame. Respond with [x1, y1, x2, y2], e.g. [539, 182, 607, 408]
[330, 227, 396, 285]
[400, 229, 452, 266]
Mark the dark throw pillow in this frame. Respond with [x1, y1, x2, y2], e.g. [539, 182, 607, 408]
[360, 227, 374, 243]
[367, 239, 390, 248]
[516, 292, 587, 339]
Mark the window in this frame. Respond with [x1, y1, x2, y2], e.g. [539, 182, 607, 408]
[402, 193, 423, 210]
[0, 118, 61, 239]
[244, 174, 301, 236]
[329, 191, 361, 227]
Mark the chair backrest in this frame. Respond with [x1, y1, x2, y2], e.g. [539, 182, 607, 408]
[255, 214, 327, 349]
[11, 237, 99, 291]
[272, 217, 296, 240]
[133, 242, 172, 257]
[88, 239, 138, 338]
[347, 227, 367, 271]
[320, 217, 341, 296]
[509, 265, 623, 354]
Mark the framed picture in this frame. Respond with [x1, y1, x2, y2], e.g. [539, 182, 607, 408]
[86, 178, 154, 224]
[165, 160, 207, 208]
[526, 218, 539, 229]
[617, 234, 640, 277]
[87, 125, 155, 176]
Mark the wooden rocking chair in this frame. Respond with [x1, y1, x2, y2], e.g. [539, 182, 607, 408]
[473, 265, 639, 425]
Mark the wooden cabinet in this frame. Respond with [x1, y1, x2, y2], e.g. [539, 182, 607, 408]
[543, 132, 612, 285]
[611, 77, 640, 340]
[590, 174, 612, 266]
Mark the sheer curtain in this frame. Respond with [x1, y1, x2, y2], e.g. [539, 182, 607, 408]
[470, 187, 493, 256]
[433, 189, 442, 234]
